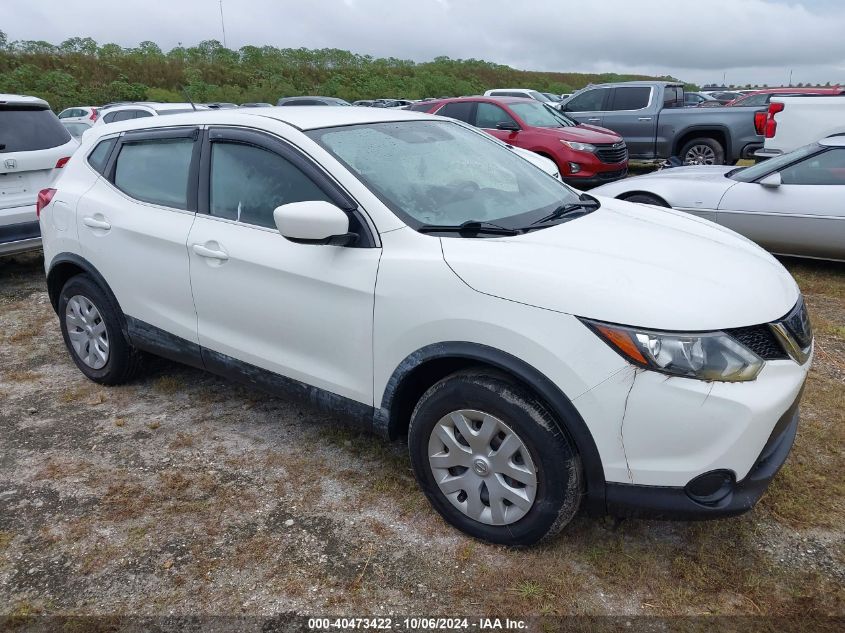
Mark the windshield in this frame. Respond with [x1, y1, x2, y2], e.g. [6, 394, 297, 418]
[307, 120, 579, 229]
[728, 143, 821, 182]
[528, 90, 551, 103]
[510, 102, 577, 128]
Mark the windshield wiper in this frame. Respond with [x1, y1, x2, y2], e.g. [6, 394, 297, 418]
[417, 220, 520, 236]
[528, 193, 600, 226]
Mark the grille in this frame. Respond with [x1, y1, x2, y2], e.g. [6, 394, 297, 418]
[724, 325, 787, 360]
[595, 143, 629, 164]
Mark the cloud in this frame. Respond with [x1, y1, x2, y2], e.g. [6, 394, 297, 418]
[3, 0, 843, 85]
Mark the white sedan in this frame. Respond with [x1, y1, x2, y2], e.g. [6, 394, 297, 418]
[592, 136, 845, 262]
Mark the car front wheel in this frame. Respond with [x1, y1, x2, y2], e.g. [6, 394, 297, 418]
[408, 370, 581, 546]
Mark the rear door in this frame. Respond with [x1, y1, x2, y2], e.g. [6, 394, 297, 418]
[1, 104, 77, 249]
[602, 86, 656, 159]
[560, 87, 610, 127]
[717, 147, 845, 260]
[75, 126, 200, 347]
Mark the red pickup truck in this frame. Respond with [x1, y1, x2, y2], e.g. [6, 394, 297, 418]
[412, 96, 628, 187]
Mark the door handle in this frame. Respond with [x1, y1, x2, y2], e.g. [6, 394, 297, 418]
[83, 217, 111, 230]
[192, 243, 229, 261]
[587, 118, 601, 122]
[638, 117, 653, 121]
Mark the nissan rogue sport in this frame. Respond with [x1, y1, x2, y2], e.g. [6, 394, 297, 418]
[38, 107, 812, 546]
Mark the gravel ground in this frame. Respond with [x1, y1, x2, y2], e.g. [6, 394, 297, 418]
[1, 251, 843, 621]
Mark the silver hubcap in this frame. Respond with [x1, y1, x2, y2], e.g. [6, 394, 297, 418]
[684, 144, 717, 165]
[65, 295, 109, 369]
[428, 409, 537, 526]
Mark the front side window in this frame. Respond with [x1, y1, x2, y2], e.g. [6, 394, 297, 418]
[729, 143, 821, 183]
[113, 137, 194, 209]
[209, 142, 332, 228]
[611, 87, 651, 111]
[308, 120, 578, 229]
[780, 149, 845, 185]
[436, 102, 474, 124]
[564, 88, 608, 112]
[474, 103, 517, 129]
[509, 102, 576, 128]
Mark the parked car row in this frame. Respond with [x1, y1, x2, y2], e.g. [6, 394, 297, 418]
[35, 106, 814, 546]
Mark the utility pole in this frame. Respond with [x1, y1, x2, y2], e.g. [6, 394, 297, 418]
[788, 69, 793, 87]
[219, 0, 228, 48]
[722, 71, 727, 87]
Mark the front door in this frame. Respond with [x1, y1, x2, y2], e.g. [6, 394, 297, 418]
[187, 127, 381, 406]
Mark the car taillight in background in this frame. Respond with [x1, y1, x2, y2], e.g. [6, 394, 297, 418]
[89, 108, 98, 121]
[55, 157, 71, 168]
[764, 102, 785, 139]
[754, 111, 767, 136]
[36, 188, 57, 219]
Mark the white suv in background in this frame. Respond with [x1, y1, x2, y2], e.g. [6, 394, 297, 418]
[1, 94, 78, 256]
[38, 107, 811, 545]
[92, 102, 206, 127]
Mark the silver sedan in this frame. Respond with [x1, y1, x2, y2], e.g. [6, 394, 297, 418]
[592, 136, 845, 262]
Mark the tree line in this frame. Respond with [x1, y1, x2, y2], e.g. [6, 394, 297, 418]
[0, 32, 680, 111]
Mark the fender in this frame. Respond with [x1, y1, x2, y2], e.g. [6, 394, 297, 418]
[377, 341, 607, 515]
[46, 252, 130, 339]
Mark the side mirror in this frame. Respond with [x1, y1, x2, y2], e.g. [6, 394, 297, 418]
[273, 200, 357, 246]
[496, 121, 520, 132]
[759, 172, 782, 188]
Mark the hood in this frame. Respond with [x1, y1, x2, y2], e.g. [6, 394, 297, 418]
[638, 165, 736, 179]
[590, 165, 738, 208]
[441, 197, 798, 331]
[532, 124, 622, 144]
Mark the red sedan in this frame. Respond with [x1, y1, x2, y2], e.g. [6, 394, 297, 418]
[412, 96, 628, 187]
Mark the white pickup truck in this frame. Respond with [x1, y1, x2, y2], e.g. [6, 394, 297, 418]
[756, 95, 845, 159]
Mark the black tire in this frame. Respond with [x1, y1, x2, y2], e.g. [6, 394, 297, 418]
[408, 370, 581, 546]
[58, 274, 144, 385]
[679, 137, 726, 165]
[622, 193, 669, 207]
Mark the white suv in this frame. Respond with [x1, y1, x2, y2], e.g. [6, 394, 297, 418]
[38, 107, 812, 545]
[1, 94, 78, 256]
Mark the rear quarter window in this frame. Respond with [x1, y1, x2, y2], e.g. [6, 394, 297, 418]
[87, 138, 117, 174]
[0, 107, 72, 153]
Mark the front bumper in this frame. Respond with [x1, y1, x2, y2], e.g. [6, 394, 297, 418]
[605, 391, 801, 520]
[564, 167, 628, 188]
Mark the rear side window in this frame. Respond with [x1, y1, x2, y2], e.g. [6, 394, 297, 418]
[87, 138, 116, 174]
[0, 107, 72, 153]
[209, 142, 332, 228]
[113, 138, 194, 209]
[564, 88, 609, 112]
[610, 87, 651, 110]
[436, 102, 475, 123]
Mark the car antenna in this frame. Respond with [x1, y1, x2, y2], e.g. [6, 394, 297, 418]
[181, 86, 198, 111]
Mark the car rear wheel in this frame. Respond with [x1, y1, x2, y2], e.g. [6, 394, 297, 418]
[58, 274, 144, 385]
[680, 138, 725, 165]
[408, 370, 581, 546]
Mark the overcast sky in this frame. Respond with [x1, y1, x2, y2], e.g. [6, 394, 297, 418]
[4, 0, 843, 86]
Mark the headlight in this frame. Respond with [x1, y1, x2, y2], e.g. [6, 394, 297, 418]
[561, 140, 596, 152]
[582, 319, 764, 382]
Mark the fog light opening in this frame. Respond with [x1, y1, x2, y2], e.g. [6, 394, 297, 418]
[568, 162, 581, 174]
[685, 470, 735, 505]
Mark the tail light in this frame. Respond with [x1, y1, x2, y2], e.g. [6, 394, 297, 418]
[89, 108, 98, 121]
[765, 102, 785, 139]
[55, 156, 71, 168]
[36, 188, 56, 219]
[754, 111, 767, 136]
